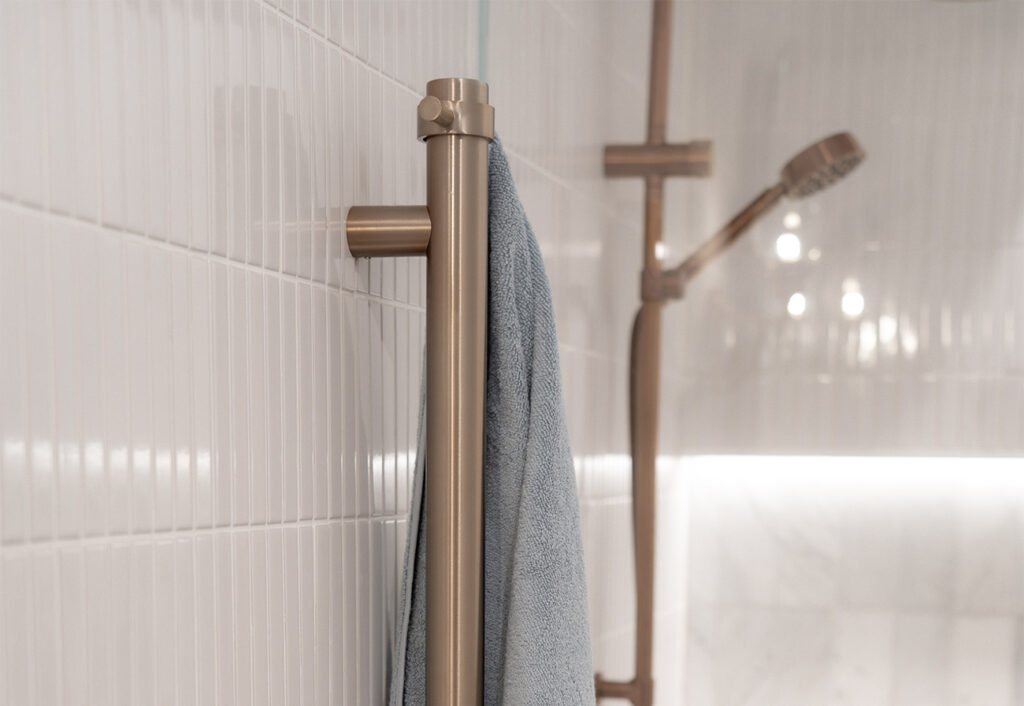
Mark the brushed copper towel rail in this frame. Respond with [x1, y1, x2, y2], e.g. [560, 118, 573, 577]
[346, 77, 494, 706]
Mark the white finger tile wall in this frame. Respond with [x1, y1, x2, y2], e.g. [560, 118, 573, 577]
[0, 0, 669, 702]
[0, 0, 477, 702]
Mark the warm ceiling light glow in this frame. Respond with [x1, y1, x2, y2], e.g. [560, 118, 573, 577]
[787, 292, 807, 318]
[654, 241, 667, 261]
[783, 211, 802, 229]
[842, 290, 865, 318]
[775, 232, 801, 262]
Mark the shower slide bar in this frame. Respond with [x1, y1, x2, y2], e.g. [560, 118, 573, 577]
[347, 77, 494, 706]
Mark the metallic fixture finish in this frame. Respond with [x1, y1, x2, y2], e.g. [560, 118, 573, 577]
[422, 79, 491, 706]
[595, 3, 863, 704]
[603, 141, 712, 178]
[346, 205, 431, 257]
[345, 77, 493, 706]
[664, 132, 865, 292]
[594, 2, 700, 703]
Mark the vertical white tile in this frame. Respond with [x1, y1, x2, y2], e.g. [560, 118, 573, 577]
[280, 280, 299, 521]
[110, 543, 133, 706]
[369, 301, 383, 516]
[295, 31, 314, 281]
[3, 556, 32, 705]
[328, 292, 344, 518]
[342, 521, 358, 705]
[195, 534, 216, 706]
[166, 0, 190, 246]
[329, 522, 346, 704]
[150, 251, 176, 532]
[214, 532, 234, 706]
[233, 533, 253, 706]
[313, 289, 330, 520]
[314, 524, 330, 706]
[26, 222, 57, 541]
[299, 526, 316, 704]
[211, 261, 232, 526]
[172, 253, 195, 530]
[46, 0, 73, 216]
[126, 243, 154, 533]
[230, 267, 251, 525]
[208, 0, 229, 256]
[265, 278, 284, 524]
[267, 528, 286, 706]
[369, 520, 384, 703]
[341, 295, 362, 518]
[381, 305, 396, 517]
[356, 519, 371, 704]
[251, 530, 270, 706]
[191, 258, 214, 529]
[175, 539, 197, 706]
[325, 51, 344, 290]
[248, 1, 265, 267]
[283, 526, 301, 706]
[187, 0, 210, 251]
[298, 284, 316, 519]
[33, 553, 60, 706]
[86, 547, 113, 706]
[0, 213, 30, 544]
[0, 1, 46, 206]
[154, 540, 177, 706]
[131, 543, 156, 706]
[280, 18, 299, 276]
[250, 274, 269, 525]
[311, 41, 328, 285]
[142, 0, 169, 240]
[227, 0, 247, 262]
[263, 11, 282, 272]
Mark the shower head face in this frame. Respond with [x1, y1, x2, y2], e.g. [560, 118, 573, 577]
[780, 132, 865, 199]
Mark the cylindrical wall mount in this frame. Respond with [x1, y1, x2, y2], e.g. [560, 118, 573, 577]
[345, 77, 494, 706]
[346, 205, 431, 257]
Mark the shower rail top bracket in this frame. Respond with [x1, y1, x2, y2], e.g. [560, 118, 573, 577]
[345, 78, 494, 706]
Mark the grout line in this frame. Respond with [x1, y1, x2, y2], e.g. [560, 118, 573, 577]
[0, 197, 437, 313]
[0, 515, 400, 557]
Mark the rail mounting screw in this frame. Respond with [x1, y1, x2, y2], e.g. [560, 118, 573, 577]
[418, 95, 455, 128]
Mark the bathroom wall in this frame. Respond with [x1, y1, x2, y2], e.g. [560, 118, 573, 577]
[655, 3, 1024, 705]
[0, 0, 676, 703]
[0, 0, 473, 703]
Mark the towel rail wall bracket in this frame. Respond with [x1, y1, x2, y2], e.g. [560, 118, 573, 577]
[345, 77, 494, 706]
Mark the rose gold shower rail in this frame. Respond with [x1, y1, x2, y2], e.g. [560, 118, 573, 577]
[346, 77, 494, 706]
[594, 1, 712, 703]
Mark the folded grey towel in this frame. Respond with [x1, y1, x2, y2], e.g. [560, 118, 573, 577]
[388, 138, 595, 705]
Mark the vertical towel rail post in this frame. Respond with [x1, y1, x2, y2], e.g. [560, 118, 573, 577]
[346, 77, 495, 706]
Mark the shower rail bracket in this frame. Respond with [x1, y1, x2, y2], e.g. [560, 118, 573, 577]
[346, 77, 494, 706]
[604, 140, 713, 178]
[640, 268, 684, 301]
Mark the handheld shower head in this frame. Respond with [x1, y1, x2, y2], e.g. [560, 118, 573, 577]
[658, 132, 866, 297]
[780, 132, 865, 199]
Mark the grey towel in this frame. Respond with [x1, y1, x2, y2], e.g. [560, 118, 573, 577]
[388, 139, 595, 705]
